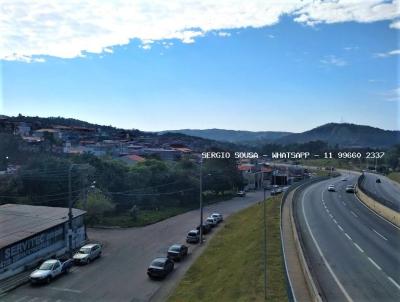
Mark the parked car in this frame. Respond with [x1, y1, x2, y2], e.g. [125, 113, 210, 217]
[345, 185, 356, 193]
[73, 243, 102, 264]
[196, 224, 211, 234]
[237, 190, 246, 197]
[205, 217, 218, 227]
[167, 244, 188, 261]
[341, 178, 347, 181]
[30, 258, 73, 284]
[271, 188, 283, 195]
[147, 257, 174, 279]
[211, 213, 223, 223]
[376, 178, 381, 183]
[186, 229, 200, 244]
[328, 185, 336, 192]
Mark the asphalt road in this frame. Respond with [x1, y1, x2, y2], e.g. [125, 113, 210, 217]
[1, 190, 265, 302]
[361, 172, 400, 212]
[294, 174, 400, 301]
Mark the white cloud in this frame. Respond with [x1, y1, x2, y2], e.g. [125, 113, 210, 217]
[320, 55, 347, 67]
[375, 49, 400, 57]
[381, 87, 400, 102]
[390, 19, 400, 29]
[343, 46, 359, 51]
[0, 0, 399, 62]
[267, 34, 275, 39]
[217, 31, 231, 37]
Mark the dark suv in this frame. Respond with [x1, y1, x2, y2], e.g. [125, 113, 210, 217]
[147, 257, 174, 279]
[167, 244, 188, 261]
[196, 224, 211, 235]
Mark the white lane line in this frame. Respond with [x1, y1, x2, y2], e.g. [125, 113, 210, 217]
[15, 297, 29, 302]
[368, 257, 382, 271]
[353, 193, 400, 231]
[49, 286, 82, 294]
[304, 189, 354, 302]
[338, 225, 344, 231]
[372, 229, 388, 241]
[350, 211, 358, 218]
[333, 219, 337, 224]
[27, 298, 39, 302]
[388, 277, 400, 291]
[329, 214, 333, 218]
[344, 233, 352, 241]
[353, 243, 364, 253]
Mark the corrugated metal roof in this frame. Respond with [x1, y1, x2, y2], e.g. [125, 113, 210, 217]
[0, 204, 85, 249]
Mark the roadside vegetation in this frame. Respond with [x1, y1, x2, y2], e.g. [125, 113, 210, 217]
[388, 172, 400, 184]
[168, 196, 288, 302]
[0, 132, 243, 227]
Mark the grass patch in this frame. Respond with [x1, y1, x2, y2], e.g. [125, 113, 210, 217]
[388, 172, 400, 184]
[168, 196, 288, 302]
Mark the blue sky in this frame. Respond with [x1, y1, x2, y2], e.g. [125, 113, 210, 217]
[0, 1, 399, 132]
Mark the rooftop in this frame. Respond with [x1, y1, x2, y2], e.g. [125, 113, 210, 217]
[0, 204, 85, 250]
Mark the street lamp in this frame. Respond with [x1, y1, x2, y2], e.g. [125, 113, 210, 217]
[199, 158, 203, 244]
[262, 155, 268, 300]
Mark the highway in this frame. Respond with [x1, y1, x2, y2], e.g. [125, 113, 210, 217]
[0, 190, 265, 302]
[361, 172, 400, 211]
[294, 174, 400, 301]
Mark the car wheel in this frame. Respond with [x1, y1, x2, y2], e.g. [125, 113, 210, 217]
[46, 276, 51, 284]
[86, 258, 91, 264]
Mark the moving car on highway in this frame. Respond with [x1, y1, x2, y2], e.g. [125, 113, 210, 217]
[211, 213, 223, 223]
[30, 258, 73, 284]
[73, 243, 102, 264]
[376, 178, 381, 183]
[147, 257, 174, 279]
[328, 185, 336, 192]
[167, 244, 188, 261]
[186, 229, 200, 244]
[345, 184, 356, 193]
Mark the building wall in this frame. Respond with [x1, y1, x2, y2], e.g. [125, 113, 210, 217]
[0, 217, 86, 280]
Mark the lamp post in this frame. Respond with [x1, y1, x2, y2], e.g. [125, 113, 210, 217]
[262, 155, 268, 300]
[199, 158, 204, 244]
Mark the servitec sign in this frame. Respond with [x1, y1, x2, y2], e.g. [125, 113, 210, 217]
[0, 225, 65, 270]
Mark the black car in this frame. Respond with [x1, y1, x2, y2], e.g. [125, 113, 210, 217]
[196, 224, 211, 235]
[167, 244, 188, 261]
[147, 257, 174, 279]
[376, 178, 381, 183]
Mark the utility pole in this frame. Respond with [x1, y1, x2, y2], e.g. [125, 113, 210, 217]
[199, 158, 203, 244]
[68, 164, 74, 258]
[263, 187, 267, 300]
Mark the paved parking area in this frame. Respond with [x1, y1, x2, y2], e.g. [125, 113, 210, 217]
[0, 190, 265, 302]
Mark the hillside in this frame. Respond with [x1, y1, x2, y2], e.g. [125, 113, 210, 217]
[161, 129, 292, 144]
[275, 123, 400, 148]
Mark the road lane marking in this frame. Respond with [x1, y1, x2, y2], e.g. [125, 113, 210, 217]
[338, 225, 344, 231]
[304, 189, 354, 302]
[372, 229, 388, 241]
[27, 298, 39, 302]
[15, 297, 29, 302]
[329, 214, 333, 218]
[333, 219, 337, 224]
[344, 233, 352, 241]
[49, 287, 82, 294]
[350, 211, 358, 218]
[388, 277, 400, 291]
[353, 243, 364, 253]
[353, 193, 400, 231]
[368, 257, 382, 271]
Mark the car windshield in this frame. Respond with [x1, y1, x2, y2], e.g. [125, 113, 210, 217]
[39, 262, 54, 270]
[150, 260, 165, 268]
[79, 248, 91, 254]
[169, 246, 180, 252]
[188, 231, 197, 236]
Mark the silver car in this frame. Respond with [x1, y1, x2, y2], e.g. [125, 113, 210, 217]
[73, 243, 102, 264]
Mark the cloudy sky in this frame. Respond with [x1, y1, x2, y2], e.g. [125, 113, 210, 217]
[0, 0, 399, 132]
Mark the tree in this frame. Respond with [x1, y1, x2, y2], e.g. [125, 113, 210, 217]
[77, 190, 114, 224]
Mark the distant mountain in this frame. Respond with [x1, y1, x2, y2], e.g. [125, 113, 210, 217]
[160, 129, 292, 144]
[275, 123, 400, 148]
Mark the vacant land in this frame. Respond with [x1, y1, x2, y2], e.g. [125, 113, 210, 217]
[168, 195, 288, 302]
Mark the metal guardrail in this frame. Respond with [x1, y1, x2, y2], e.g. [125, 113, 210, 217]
[358, 174, 398, 212]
